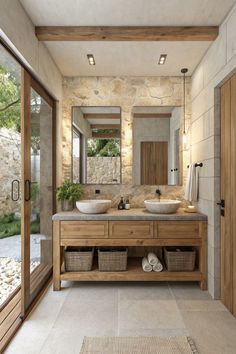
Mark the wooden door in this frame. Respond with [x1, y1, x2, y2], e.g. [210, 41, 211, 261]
[220, 74, 236, 316]
[141, 142, 168, 185]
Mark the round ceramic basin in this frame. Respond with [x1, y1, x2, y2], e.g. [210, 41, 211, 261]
[144, 199, 181, 214]
[76, 200, 111, 214]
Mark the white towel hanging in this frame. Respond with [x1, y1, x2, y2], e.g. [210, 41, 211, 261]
[185, 164, 199, 202]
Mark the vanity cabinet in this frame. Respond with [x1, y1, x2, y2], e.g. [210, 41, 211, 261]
[109, 221, 154, 239]
[53, 211, 207, 291]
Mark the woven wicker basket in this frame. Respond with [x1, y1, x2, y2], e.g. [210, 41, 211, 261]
[164, 247, 196, 272]
[98, 248, 128, 272]
[64, 247, 94, 272]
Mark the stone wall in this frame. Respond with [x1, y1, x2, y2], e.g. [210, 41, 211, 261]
[0, 128, 21, 216]
[87, 157, 120, 184]
[191, 3, 236, 298]
[62, 76, 191, 206]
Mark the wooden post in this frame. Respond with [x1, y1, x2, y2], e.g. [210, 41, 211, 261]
[199, 221, 208, 290]
[53, 220, 61, 290]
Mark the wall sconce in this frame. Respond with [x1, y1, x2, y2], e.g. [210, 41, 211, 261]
[181, 68, 188, 150]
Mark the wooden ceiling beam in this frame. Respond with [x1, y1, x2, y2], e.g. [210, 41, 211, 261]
[91, 124, 120, 129]
[133, 113, 172, 118]
[84, 113, 120, 119]
[35, 26, 218, 42]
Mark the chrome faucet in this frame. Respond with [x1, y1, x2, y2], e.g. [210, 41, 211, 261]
[156, 189, 161, 202]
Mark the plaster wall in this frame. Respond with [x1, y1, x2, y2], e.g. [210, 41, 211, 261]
[191, 3, 236, 298]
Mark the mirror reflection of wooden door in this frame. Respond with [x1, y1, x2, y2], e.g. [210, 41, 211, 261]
[220, 74, 236, 317]
[141, 141, 168, 185]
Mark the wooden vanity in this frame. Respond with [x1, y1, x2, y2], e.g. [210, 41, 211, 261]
[52, 208, 207, 291]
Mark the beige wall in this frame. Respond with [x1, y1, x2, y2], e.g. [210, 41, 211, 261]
[191, 3, 236, 298]
[0, 0, 63, 186]
[62, 76, 191, 205]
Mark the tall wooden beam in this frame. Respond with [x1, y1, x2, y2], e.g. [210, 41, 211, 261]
[133, 113, 172, 118]
[35, 26, 218, 42]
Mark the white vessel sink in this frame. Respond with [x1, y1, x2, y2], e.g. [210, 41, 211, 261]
[144, 199, 181, 214]
[76, 200, 111, 214]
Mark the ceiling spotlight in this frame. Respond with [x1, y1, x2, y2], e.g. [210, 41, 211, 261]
[87, 54, 95, 65]
[158, 54, 167, 65]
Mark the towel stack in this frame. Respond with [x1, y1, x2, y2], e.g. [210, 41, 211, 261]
[142, 252, 163, 272]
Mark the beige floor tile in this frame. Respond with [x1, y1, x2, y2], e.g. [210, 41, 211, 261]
[47, 296, 118, 333]
[5, 285, 70, 354]
[119, 300, 185, 331]
[181, 310, 236, 354]
[118, 328, 189, 337]
[177, 300, 227, 312]
[68, 281, 118, 302]
[170, 282, 212, 300]
[40, 330, 84, 354]
[5, 283, 236, 354]
[119, 282, 173, 301]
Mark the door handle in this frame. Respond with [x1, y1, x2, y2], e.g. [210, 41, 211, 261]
[217, 199, 225, 216]
[24, 180, 31, 202]
[11, 179, 20, 201]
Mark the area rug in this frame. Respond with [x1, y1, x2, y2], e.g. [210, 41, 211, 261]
[80, 336, 198, 354]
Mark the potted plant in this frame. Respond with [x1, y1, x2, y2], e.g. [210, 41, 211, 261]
[56, 180, 84, 211]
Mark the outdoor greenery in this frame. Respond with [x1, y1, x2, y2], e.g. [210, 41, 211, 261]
[0, 64, 21, 132]
[0, 64, 41, 152]
[0, 213, 40, 239]
[56, 180, 84, 201]
[87, 138, 120, 157]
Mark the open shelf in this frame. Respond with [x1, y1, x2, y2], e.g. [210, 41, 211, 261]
[60, 258, 202, 282]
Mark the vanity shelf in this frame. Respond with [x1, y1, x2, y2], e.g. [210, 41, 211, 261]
[52, 209, 207, 291]
[60, 258, 202, 282]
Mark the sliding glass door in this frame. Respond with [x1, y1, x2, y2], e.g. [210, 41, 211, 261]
[0, 43, 22, 310]
[29, 86, 53, 301]
[0, 41, 55, 349]
[21, 72, 54, 314]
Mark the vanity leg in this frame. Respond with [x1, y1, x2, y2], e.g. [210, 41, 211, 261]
[53, 220, 61, 291]
[199, 221, 208, 290]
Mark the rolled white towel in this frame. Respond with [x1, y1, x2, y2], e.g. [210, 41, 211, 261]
[147, 252, 158, 266]
[142, 257, 152, 272]
[153, 262, 163, 272]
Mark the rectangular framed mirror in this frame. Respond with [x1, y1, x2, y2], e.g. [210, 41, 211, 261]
[133, 106, 182, 186]
[72, 106, 121, 184]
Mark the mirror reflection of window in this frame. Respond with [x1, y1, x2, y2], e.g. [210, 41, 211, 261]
[72, 107, 121, 185]
[72, 128, 81, 183]
[87, 136, 121, 184]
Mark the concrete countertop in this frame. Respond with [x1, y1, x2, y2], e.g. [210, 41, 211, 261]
[52, 208, 207, 221]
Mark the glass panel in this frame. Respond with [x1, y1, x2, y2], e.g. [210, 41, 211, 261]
[0, 44, 21, 306]
[30, 88, 53, 295]
[72, 128, 81, 183]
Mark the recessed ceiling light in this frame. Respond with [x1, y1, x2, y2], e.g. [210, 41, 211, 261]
[87, 54, 95, 65]
[158, 54, 167, 65]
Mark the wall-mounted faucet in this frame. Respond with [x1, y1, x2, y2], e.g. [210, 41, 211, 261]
[156, 189, 161, 202]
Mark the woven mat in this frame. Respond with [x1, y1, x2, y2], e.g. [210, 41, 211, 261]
[80, 336, 198, 354]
